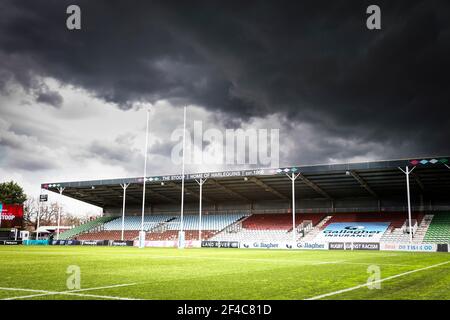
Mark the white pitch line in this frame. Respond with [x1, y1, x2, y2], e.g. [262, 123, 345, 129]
[1, 283, 138, 300]
[313, 260, 345, 265]
[305, 260, 450, 300]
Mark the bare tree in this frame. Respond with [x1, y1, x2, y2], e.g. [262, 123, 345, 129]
[23, 196, 101, 231]
[23, 197, 61, 230]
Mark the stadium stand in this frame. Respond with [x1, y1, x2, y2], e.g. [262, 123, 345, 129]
[165, 214, 245, 231]
[66, 214, 245, 241]
[242, 213, 324, 230]
[146, 214, 245, 240]
[60, 211, 450, 244]
[306, 212, 427, 243]
[58, 216, 117, 240]
[146, 230, 218, 241]
[211, 213, 325, 242]
[424, 213, 450, 243]
[320, 212, 425, 229]
[103, 215, 175, 231]
[76, 230, 139, 241]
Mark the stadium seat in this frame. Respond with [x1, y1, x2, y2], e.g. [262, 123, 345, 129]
[423, 213, 450, 243]
[58, 216, 117, 240]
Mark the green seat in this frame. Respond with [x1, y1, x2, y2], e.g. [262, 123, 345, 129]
[58, 216, 118, 240]
[424, 213, 450, 243]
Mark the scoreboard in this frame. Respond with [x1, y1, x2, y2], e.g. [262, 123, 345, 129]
[0, 203, 24, 229]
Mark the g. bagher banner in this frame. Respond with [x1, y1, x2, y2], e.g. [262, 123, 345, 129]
[315, 222, 390, 243]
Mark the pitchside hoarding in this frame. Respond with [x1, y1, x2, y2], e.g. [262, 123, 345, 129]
[239, 241, 328, 250]
[380, 243, 437, 252]
[201, 241, 239, 248]
[314, 222, 390, 243]
[0, 203, 24, 229]
[136, 240, 201, 248]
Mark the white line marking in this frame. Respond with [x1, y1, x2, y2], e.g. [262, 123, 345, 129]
[1, 283, 138, 300]
[313, 260, 345, 265]
[305, 260, 450, 300]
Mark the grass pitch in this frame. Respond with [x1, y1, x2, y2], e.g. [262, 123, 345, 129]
[0, 246, 449, 300]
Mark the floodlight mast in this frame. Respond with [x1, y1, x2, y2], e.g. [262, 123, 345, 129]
[195, 178, 207, 242]
[120, 183, 130, 241]
[36, 189, 43, 240]
[56, 186, 65, 240]
[179, 106, 187, 248]
[399, 166, 415, 243]
[140, 108, 150, 248]
[287, 172, 300, 244]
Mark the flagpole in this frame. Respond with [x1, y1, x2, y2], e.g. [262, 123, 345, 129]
[140, 108, 150, 248]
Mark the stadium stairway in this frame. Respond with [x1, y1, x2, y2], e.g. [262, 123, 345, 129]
[423, 212, 450, 243]
[380, 214, 433, 243]
[412, 214, 434, 243]
[300, 216, 333, 242]
[144, 214, 246, 241]
[58, 216, 117, 240]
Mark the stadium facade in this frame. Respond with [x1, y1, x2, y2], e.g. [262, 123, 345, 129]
[40, 156, 450, 251]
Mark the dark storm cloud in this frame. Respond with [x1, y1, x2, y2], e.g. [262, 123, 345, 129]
[1, 0, 449, 162]
[36, 90, 63, 108]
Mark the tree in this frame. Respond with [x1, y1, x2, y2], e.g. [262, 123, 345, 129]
[23, 197, 61, 230]
[23, 196, 100, 231]
[0, 181, 27, 204]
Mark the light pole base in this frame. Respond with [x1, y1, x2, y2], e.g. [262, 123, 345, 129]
[138, 231, 146, 248]
[178, 231, 185, 249]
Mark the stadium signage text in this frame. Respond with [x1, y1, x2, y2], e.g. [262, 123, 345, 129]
[296, 242, 328, 250]
[380, 243, 437, 252]
[111, 240, 134, 246]
[316, 222, 390, 243]
[240, 241, 329, 250]
[0, 240, 22, 245]
[201, 241, 239, 248]
[329, 242, 380, 250]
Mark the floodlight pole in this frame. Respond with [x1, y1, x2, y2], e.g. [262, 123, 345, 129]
[140, 108, 150, 248]
[120, 183, 130, 241]
[179, 106, 187, 248]
[287, 172, 300, 244]
[36, 189, 43, 240]
[56, 186, 65, 240]
[195, 178, 207, 241]
[399, 166, 415, 243]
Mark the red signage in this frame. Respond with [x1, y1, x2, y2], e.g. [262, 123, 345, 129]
[0, 204, 24, 228]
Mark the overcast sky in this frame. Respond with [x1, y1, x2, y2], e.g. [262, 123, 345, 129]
[1, 0, 449, 215]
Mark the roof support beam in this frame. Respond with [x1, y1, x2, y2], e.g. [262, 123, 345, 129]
[168, 182, 213, 203]
[349, 170, 378, 198]
[208, 179, 250, 202]
[410, 172, 425, 192]
[249, 177, 289, 200]
[74, 190, 109, 206]
[107, 187, 141, 203]
[101, 185, 179, 204]
[297, 173, 332, 200]
[146, 188, 179, 204]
